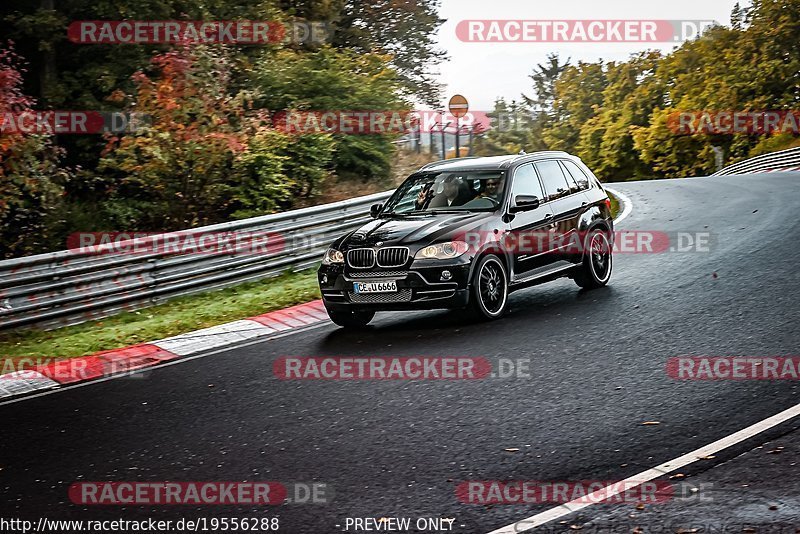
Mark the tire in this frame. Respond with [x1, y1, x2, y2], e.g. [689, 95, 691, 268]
[469, 254, 509, 320]
[574, 228, 613, 289]
[327, 308, 375, 328]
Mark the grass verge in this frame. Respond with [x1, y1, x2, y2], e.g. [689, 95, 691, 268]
[607, 191, 621, 219]
[1, 191, 623, 365]
[0, 269, 320, 361]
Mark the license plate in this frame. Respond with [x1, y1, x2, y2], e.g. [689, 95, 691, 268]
[353, 281, 398, 294]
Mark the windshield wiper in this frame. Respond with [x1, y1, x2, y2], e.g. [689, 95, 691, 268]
[382, 210, 435, 217]
[426, 209, 475, 214]
[382, 209, 475, 217]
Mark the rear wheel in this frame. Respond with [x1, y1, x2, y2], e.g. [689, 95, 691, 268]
[469, 254, 509, 320]
[574, 228, 612, 289]
[327, 308, 375, 328]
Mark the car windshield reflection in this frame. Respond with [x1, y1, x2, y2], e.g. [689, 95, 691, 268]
[382, 171, 506, 216]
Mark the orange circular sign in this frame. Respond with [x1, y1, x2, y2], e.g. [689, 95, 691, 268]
[448, 94, 469, 118]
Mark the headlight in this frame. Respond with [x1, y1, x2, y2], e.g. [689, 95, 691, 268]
[322, 248, 344, 265]
[414, 241, 469, 260]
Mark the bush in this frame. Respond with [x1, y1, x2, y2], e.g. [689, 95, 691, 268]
[0, 43, 68, 258]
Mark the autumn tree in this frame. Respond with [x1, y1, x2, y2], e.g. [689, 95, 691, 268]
[98, 44, 335, 230]
[0, 43, 68, 258]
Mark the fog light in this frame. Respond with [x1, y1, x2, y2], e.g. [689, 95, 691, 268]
[321, 274, 328, 284]
[440, 270, 452, 281]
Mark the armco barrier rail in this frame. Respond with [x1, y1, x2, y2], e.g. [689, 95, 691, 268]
[6, 145, 794, 333]
[712, 146, 800, 176]
[0, 190, 393, 331]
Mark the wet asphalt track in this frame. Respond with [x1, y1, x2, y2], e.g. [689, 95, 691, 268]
[1, 172, 799, 533]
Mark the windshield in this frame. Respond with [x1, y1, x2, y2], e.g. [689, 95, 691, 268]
[381, 171, 507, 215]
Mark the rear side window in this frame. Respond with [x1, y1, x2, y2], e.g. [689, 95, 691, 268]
[511, 163, 545, 199]
[561, 160, 590, 190]
[558, 162, 581, 194]
[534, 160, 571, 201]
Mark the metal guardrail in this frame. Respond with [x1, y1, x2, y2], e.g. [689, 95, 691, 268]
[712, 146, 800, 176]
[0, 190, 393, 331]
[15, 143, 794, 333]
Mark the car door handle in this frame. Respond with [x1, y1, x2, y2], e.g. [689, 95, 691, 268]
[581, 202, 588, 207]
[543, 213, 553, 220]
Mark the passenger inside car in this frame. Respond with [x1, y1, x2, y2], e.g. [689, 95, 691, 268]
[416, 175, 473, 209]
[462, 176, 505, 209]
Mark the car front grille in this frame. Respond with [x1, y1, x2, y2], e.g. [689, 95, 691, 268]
[376, 247, 409, 268]
[347, 248, 375, 268]
[348, 289, 413, 303]
[349, 270, 408, 278]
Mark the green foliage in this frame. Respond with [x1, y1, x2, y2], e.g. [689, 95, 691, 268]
[231, 128, 335, 218]
[231, 128, 292, 218]
[632, 108, 714, 178]
[522, 53, 571, 120]
[0, 269, 320, 359]
[0, 0, 446, 257]
[0, 134, 68, 258]
[0, 45, 68, 258]
[256, 46, 408, 181]
[97, 44, 339, 228]
[280, 132, 336, 197]
[329, 0, 446, 107]
[575, 52, 663, 180]
[750, 133, 800, 156]
[544, 61, 607, 153]
[474, 0, 800, 181]
[97, 45, 245, 230]
[472, 98, 546, 156]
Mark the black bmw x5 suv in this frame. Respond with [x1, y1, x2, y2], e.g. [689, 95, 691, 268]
[318, 151, 614, 327]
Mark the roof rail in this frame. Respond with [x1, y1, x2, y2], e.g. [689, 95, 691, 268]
[510, 150, 569, 164]
[418, 156, 481, 171]
[417, 151, 572, 172]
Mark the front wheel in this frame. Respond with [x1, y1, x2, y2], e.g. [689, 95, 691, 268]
[327, 308, 375, 328]
[469, 254, 509, 320]
[574, 228, 613, 289]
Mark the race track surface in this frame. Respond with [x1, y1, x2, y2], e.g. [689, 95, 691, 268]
[2, 172, 799, 533]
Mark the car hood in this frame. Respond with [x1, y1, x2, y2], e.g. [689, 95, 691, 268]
[340, 212, 495, 249]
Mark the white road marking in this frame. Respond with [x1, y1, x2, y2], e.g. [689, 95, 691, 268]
[0, 370, 60, 399]
[0, 191, 638, 403]
[152, 319, 274, 356]
[0, 321, 331, 407]
[486, 401, 800, 534]
[605, 187, 632, 225]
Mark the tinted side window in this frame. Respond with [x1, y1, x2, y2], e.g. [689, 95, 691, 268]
[561, 160, 590, 190]
[558, 162, 581, 194]
[535, 160, 571, 201]
[511, 163, 544, 199]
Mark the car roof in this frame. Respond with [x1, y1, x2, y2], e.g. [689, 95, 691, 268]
[416, 152, 576, 173]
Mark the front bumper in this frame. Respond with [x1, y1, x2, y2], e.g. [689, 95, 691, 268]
[318, 260, 472, 312]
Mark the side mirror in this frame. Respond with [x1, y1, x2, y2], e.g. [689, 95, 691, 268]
[370, 203, 383, 218]
[509, 195, 540, 213]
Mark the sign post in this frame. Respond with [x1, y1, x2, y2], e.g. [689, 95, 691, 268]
[448, 95, 469, 158]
